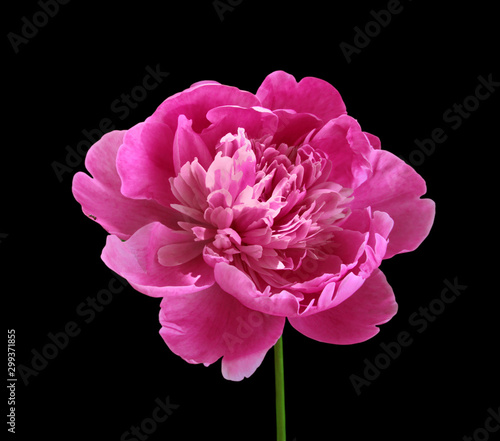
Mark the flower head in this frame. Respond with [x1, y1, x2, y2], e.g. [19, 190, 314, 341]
[72, 71, 435, 380]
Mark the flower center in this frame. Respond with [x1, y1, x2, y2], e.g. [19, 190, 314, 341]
[169, 128, 352, 284]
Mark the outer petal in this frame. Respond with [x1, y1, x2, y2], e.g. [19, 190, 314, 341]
[352, 150, 435, 258]
[101, 222, 214, 297]
[159, 284, 285, 381]
[364, 132, 381, 150]
[256, 70, 346, 123]
[288, 269, 397, 344]
[149, 82, 261, 133]
[338, 207, 394, 277]
[310, 115, 372, 190]
[291, 207, 394, 316]
[116, 121, 178, 208]
[72, 131, 176, 239]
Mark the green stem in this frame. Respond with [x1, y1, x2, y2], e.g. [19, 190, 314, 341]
[274, 335, 286, 441]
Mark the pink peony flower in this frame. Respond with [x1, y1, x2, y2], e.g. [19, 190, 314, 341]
[72, 71, 435, 381]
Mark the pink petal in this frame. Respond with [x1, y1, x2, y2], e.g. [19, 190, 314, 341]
[173, 115, 213, 174]
[72, 130, 177, 240]
[214, 262, 300, 316]
[330, 228, 367, 269]
[150, 82, 261, 133]
[338, 207, 394, 276]
[271, 109, 323, 146]
[295, 271, 367, 318]
[364, 132, 381, 149]
[159, 284, 285, 381]
[256, 70, 346, 123]
[200, 105, 279, 149]
[158, 240, 205, 267]
[101, 222, 214, 297]
[310, 115, 372, 189]
[205, 138, 257, 202]
[116, 121, 178, 207]
[327, 271, 366, 309]
[288, 269, 397, 344]
[283, 227, 365, 299]
[357, 210, 394, 276]
[169, 159, 209, 223]
[351, 150, 435, 258]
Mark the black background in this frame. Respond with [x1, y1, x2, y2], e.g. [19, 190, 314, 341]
[4, 1, 499, 440]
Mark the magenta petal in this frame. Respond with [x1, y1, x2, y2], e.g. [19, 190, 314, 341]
[295, 271, 367, 318]
[158, 241, 205, 266]
[256, 70, 346, 123]
[311, 115, 372, 189]
[214, 262, 300, 316]
[173, 115, 213, 174]
[289, 269, 397, 344]
[101, 222, 214, 297]
[364, 132, 381, 150]
[271, 109, 323, 146]
[201, 105, 279, 148]
[150, 82, 261, 133]
[358, 210, 394, 275]
[72, 131, 176, 239]
[328, 272, 366, 308]
[330, 228, 367, 268]
[117, 121, 178, 207]
[352, 150, 435, 258]
[159, 284, 285, 381]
